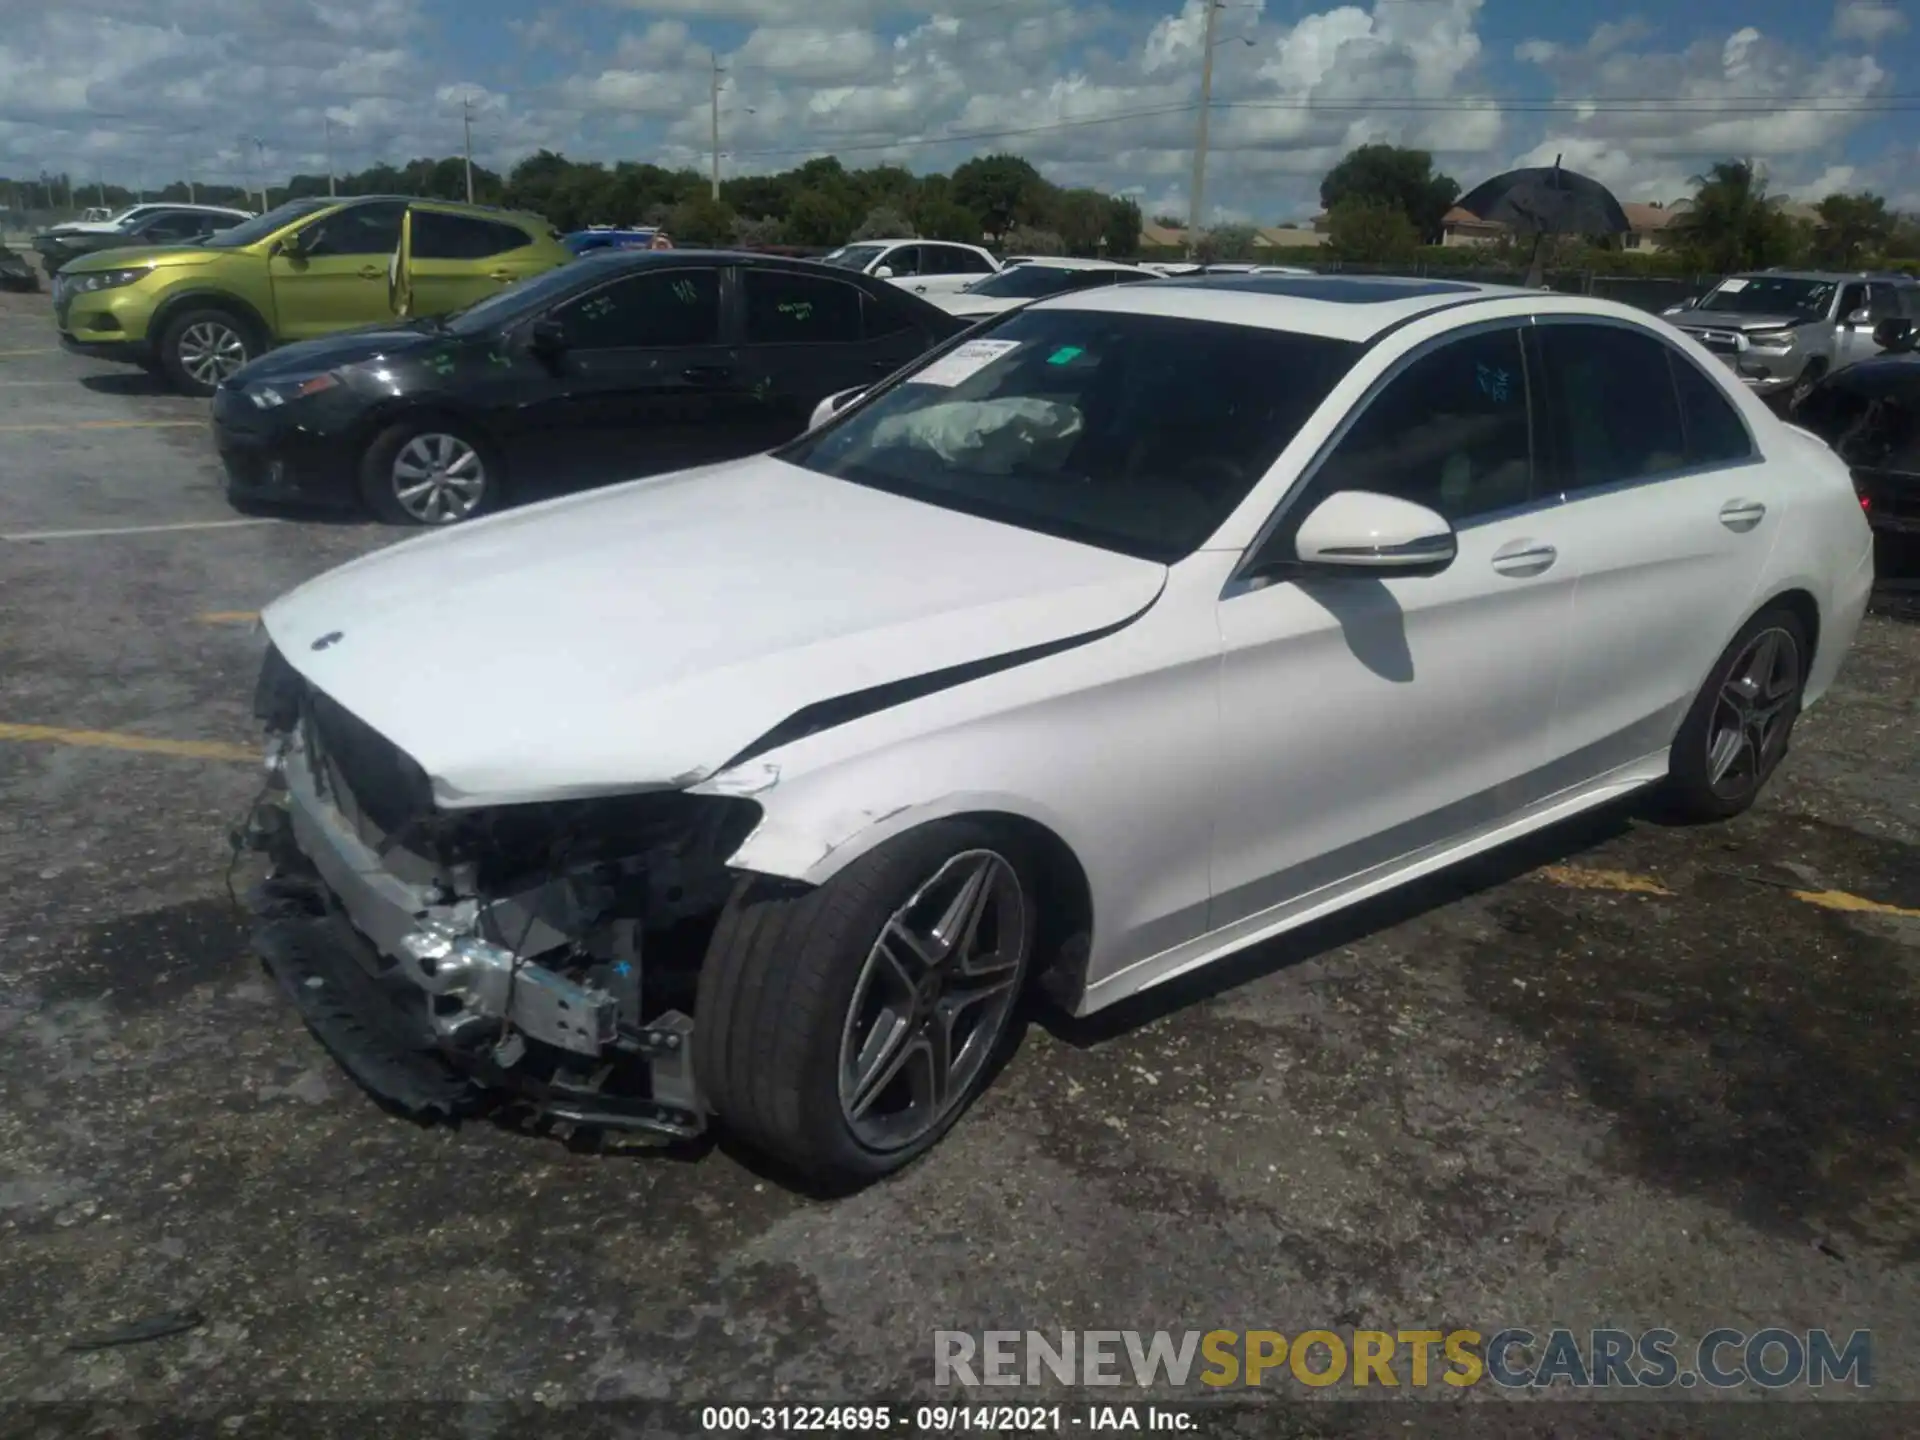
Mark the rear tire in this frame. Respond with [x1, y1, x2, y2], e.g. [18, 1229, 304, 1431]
[695, 819, 1037, 1187]
[157, 307, 258, 396]
[1659, 605, 1809, 823]
[357, 417, 504, 526]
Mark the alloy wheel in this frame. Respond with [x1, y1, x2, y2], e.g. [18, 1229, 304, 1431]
[177, 320, 248, 386]
[1705, 626, 1801, 799]
[837, 849, 1028, 1153]
[391, 433, 487, 524]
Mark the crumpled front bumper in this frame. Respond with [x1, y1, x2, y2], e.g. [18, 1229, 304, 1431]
[241, 728, 705, 1139]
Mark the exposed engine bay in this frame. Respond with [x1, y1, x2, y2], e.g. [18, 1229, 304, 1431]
[240, 644, 760, 1141]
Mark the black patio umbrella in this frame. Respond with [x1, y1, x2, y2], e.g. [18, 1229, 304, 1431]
[1456, 157, 1631, 287]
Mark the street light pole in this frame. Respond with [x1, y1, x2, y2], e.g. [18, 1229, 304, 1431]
[325, 115, 337, 198]
[463, 95, 475, 203]
[1187, 0, 1221, 259]
[710, 54, 725, 200]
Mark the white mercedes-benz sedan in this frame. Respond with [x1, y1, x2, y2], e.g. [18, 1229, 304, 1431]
[243, 275, 1875, 1187]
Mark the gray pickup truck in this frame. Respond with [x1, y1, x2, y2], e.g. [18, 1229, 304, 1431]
[1664, 269, 1920, 405]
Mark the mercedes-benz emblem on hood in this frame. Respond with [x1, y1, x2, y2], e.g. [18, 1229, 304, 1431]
[311, 631, 345, 652]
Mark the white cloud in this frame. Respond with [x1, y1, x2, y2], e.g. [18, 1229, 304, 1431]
[1833, 1, 1906, 44]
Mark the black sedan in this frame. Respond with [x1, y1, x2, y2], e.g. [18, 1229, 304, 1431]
[211, 250, 968, 525]
[1788, 319, 1920, 542]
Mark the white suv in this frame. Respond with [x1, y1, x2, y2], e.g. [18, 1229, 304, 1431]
[820, 238, 1000, 299]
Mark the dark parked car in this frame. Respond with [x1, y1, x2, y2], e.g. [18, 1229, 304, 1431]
[33, 203, 253, 275]
[1788, 316, 1920, 539]
[211, 250, 969, 525]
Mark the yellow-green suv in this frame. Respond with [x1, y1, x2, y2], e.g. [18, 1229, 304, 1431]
[54, 195, 569, 396]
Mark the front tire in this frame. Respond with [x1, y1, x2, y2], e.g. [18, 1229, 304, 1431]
[358, 417, 503, 526]
[157, 308, 257, 396]
[695, 820, 1036, 1187]
[1660, 606, 1809, 822]
[1789, 358, 1828, 410]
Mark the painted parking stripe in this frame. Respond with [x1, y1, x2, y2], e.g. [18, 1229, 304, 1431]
[2, 518, 277, 542]
[0, 347, 56, 357]
[0, 419, 204, 433]
[1540, 863, 1920, 920]
[198, 610, 261, 625]
[0, 722, 255, 763]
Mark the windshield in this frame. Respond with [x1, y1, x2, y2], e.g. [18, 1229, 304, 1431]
[197, 197, 333, 249]
[965, 266, 1128, 299]
[1698, 276, 1836, 320]
[778, 309, 1361, 562]
[442, 257, 593, 333]
[822, 243, 888, 272]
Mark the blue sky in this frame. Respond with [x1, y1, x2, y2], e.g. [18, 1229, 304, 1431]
[1, 1, 1913, 221]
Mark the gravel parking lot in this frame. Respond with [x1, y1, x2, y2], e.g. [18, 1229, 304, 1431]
[1, 287, 1918, 1435]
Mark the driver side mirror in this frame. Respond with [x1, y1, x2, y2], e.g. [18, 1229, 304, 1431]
[873, 264, 895, 279]
[528, 317, 567, 358]
[1845, 306, 1872, 328]
[808, 386, 866, 430]
[1256, 491, 1458, 580]
[1874, 316, 1916, 353]
[272, 233, 305, 260]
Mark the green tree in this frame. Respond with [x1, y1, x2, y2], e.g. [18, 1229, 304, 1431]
[1670, 160, 1799, 272]
[952, 153, 1048, 243]
[1103, 195, 1144, 258]
[1194, 224, 1259, 262]
[1052, 188, 1110, 256]
[668, 193, 737, 247]
[731, 213, 787, 248]
[1325, 198, 1420, 263]
[912, 197, 983, 244]
[1812, 191, 1894, 267]
[784, 189, 856, 246]
[853, 205, 916, 241]
[1320, 144, 1460, 243]
[1004, 224, 1066, 256]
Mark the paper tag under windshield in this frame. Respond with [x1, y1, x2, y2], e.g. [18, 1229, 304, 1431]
[1717, 277, 1748, 293]
[907, 339, 1022, 388]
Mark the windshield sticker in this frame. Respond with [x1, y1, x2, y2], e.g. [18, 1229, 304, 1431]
[1046, 345, 1085, 365]
[1476, 363, 1513, 402]
[908, 338, 1023, 388]
[1718, 278, 1749, 293]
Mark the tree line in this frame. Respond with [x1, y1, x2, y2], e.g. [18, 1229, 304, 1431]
[7, 144, 1915, 274]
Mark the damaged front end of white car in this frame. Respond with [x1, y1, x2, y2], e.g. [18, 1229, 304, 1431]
[239, 644, 761, 1141]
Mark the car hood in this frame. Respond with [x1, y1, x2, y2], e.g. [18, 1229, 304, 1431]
[1673, 310, 1809, 332]
[60, 244, 220, 272]
[262, 455, 1167, 808]
[234, 324, 441, 382]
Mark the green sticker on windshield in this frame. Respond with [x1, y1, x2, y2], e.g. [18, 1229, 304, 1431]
[1047, 346, 1084, 365]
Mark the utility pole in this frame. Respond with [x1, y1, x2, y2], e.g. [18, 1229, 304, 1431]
[710, 54, 724, 200]
[1187, 0, 1221, 259]
[325, 115, 337, 198]
[254, 137, 270, 210]
[462, 95, 475, 203]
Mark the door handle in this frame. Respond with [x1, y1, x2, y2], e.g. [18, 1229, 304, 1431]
[682, 365, 732, 385]
[356, 265, 382, 280]
[1490, 539, 1557, 577]
[1719, 499, 1767, 532]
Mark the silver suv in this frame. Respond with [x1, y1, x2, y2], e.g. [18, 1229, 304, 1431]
[1665, 270, 1919, 404]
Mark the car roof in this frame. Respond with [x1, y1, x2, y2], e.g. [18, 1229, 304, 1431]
[1033, 274, 1588, 343]
[1001, 256, 1141, 271]
[1737, 269, 1918, 284]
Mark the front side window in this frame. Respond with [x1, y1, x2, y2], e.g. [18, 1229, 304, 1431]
[1837, 283, 1867, 321]
[199, 197, 332, 249]
[964, 266, 1109, 301]
[297, 201, 406, 258]
[1535, 323, 1688, 494]
[137, 211, 210, 242]
[779, 309, 1361, 561]
[743, 270, 864, 345]
[552, 267, 721, 349]
[821, 243, 889, 273]
[1306, 327, 1533, 524]
[1867, 285, 1902, 322]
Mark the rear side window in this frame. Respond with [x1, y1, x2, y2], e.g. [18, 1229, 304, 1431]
[1668, 353, 1754, 466]
[412, 212, 532, 260]
[1310, 327, 1534, 523]
[553, 267, 721, 349]
[1534, 323, 1687, 494]
[743, 270, 864, 345]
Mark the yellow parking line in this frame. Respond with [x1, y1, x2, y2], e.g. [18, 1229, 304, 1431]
[0, 722, 255, 764]
[0, 347, 55, 357]
[1792, 889, 1920, 920]
[0, 419, 203, 433]
[198, 610, 260, 625]
[1536, 865, 1674, 896]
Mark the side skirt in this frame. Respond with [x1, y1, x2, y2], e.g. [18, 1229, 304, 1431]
[1079, 748, 1670, 1014]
